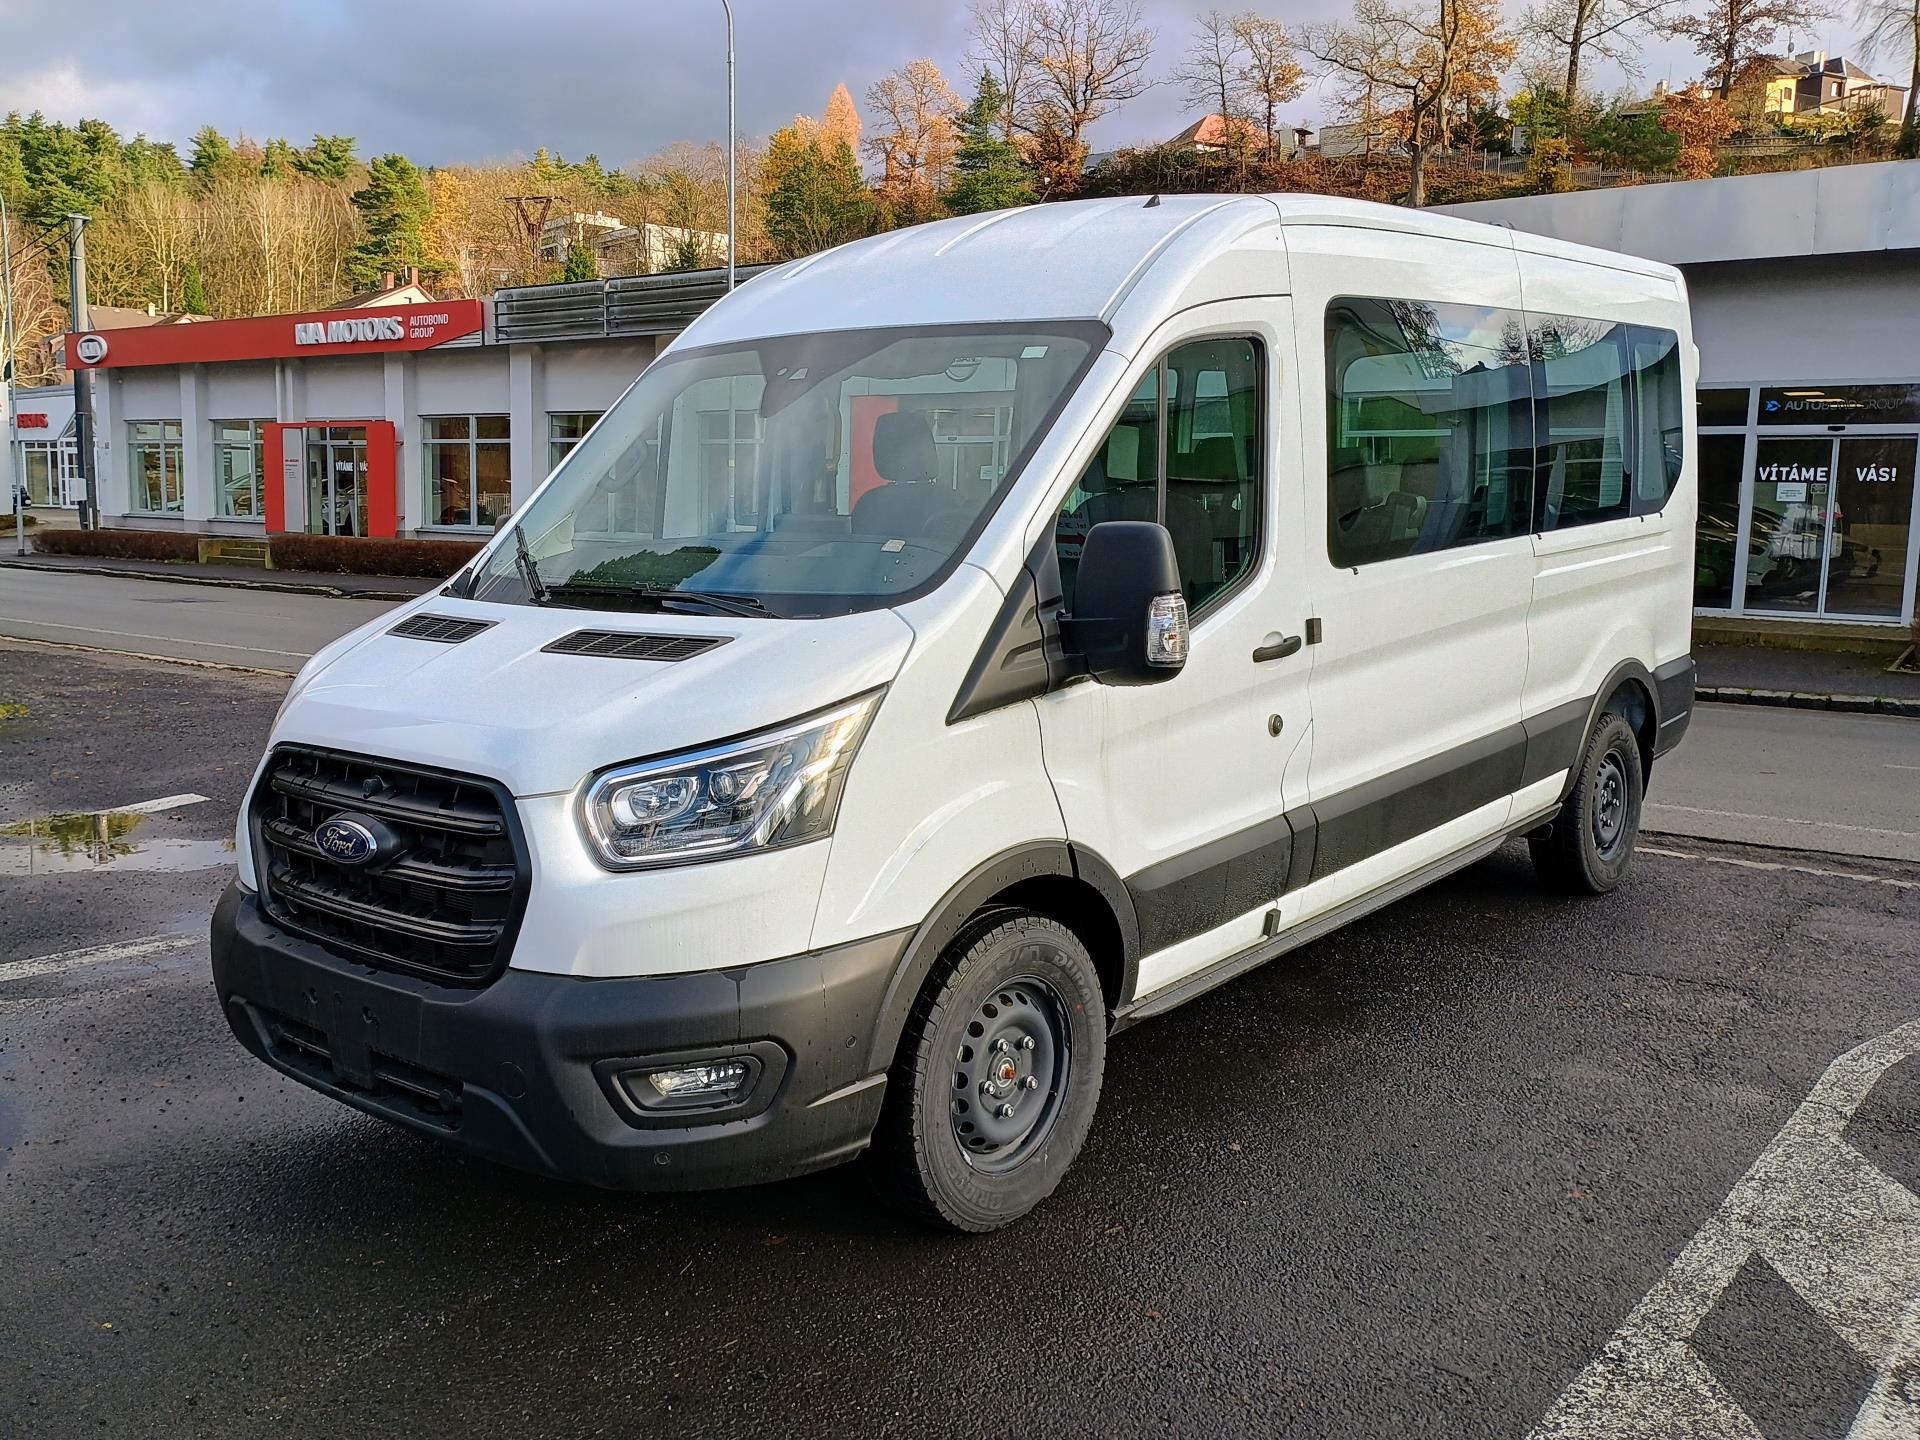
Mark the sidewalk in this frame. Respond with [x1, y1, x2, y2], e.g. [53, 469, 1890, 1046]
[1696, 639, 1920, 717]
[0, 551, 438, 600]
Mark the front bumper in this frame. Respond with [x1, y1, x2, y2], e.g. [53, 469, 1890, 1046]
[210, 884, 908, 1191]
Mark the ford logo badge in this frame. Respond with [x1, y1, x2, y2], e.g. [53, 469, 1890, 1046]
[314, 815, 379, 865]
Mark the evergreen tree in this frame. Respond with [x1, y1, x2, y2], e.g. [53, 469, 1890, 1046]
[945, 75, 1035, 215]
[294, 135, 357, 183]
[259, 137, 296, 178]
[763, 121, 875, 259]
[180, 260, 209, 316]
[188, 125, 234, 182]
[559, 240, 598, 282]
[346, 153, 432, 287]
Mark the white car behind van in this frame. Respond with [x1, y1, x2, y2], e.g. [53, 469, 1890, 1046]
[213, 194, 1697, 1230]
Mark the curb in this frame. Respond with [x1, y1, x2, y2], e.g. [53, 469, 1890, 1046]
[1698, 685, 1920, 719]
[0, 557, 424, 603]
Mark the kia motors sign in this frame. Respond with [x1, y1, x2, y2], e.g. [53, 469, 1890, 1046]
[65, 299, 485, 369]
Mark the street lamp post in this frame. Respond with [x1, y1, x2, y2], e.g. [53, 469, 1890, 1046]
[720, 0, 735, 291]
[0, 191, 22, 556]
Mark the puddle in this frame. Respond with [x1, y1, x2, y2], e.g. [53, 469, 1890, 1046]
[0, 809, 236, 877]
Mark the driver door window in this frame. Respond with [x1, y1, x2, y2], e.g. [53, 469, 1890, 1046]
[1055, 337, 1263, 613]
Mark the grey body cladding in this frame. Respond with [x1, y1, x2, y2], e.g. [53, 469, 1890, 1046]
[1123, 668, 1687, 958]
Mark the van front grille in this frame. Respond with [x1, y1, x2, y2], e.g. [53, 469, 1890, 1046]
[251, 746, 528, 986]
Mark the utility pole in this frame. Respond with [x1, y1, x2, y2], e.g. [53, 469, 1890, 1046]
[1, 191, 21, 555]
[69, 213, 97, 530]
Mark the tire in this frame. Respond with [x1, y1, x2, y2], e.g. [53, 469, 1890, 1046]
[875, 910, 1107, 1233]
[1530, 710, 1645, 895]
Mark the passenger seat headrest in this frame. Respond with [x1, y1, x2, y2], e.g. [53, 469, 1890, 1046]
[872, 411, 937, 484]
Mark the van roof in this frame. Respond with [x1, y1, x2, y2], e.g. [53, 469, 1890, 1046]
[675, 194, 1680, 350]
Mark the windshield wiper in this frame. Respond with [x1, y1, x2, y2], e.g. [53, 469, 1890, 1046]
[512, 523, 550, 605]
[539, 581, 773, 618]
[636, 585, 772, 618]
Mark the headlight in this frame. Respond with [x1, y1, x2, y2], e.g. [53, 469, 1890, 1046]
[580, 691, 882, 869]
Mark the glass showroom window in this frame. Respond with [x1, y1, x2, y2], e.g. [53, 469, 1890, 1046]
[426, 415, 512, 528]
[213, 420, 267, 518]
[129, 421, 185, 513]
[549, 412, 603, 471]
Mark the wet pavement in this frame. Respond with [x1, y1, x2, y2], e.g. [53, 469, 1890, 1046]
[3, 641, 1920, 1438]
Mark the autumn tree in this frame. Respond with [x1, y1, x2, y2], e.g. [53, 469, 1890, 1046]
[762, 118, 874, 259]
[1853, 0, 1920, 134]
[968, 0, 1044, 138]
[867, 59, 963, 224]
[946, 73, 1038, 212]
[346, 153, 432, 287]
[1176, 11, 1255, 145]
[1307, 0, 1516, 206]
[1025, 0, 1157, 174]
[1659, 86, 1739, 172]
[1521, 0, 1675, 98]
[1234, 14, 1308, 156]
[822, 84, 864, 160]
[1664, 0, 1832, 96]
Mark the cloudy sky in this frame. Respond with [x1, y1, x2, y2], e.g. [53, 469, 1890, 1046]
[0, 0, 1875, 168]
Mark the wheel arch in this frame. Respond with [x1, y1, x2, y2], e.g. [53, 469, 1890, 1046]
[1563, 658, 1660, 799]
[861, 842, 1139, 1076]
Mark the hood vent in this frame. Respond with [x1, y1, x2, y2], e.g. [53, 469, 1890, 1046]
[543, 630, 729, 662]
[389, 614, 497, 644]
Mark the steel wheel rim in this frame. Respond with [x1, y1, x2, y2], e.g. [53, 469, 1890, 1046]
[949, 973, 1071, 1174]
[1593, 749, 1629, 855]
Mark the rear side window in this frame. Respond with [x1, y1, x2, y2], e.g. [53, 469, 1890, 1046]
[1533, 314, 1685, 530]
[1325, 298, 1533, 568]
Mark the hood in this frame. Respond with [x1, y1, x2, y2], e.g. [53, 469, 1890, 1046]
[273, 598, 916, 797]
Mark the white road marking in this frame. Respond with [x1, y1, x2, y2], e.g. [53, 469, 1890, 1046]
[1530, 1021, 1920, 1439]
[0, 933, 199, 983]
[1649, 803, 1919, 843]
[1640, 845, 1920, 891]
[0, 614, 312, 659]
[107, 793, 211, 816]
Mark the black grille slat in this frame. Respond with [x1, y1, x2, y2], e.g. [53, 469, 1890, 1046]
[389, 614, 495, 644]
[251, 746, 528, 986]
[543, 629, 728, 662]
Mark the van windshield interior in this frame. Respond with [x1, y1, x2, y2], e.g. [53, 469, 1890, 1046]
[475, 322, 1106, 617]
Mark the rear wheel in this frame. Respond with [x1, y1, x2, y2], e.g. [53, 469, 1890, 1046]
[876, 910, 1106, 1232]
[1531, 710, 1644, 895]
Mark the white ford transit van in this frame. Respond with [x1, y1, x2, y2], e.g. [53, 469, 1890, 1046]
[212, 195, 1697, 1230]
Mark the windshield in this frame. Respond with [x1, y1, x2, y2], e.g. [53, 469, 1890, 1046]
[475, 321, 1107, 617]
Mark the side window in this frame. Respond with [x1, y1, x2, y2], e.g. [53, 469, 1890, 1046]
[1325, 298, 1533, 567]
[1055, 337, 1262, 613]
[1532, 314, 1634, 530]
[1629, 325, 1684, 514]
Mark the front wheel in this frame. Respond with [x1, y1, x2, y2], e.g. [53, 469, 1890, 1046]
[1530, 710, 1645, 895]
[875, 911, 1107, 1232]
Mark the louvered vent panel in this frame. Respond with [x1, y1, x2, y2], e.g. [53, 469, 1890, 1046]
[542, 630, 729, 662]
[389, 615, 496, 644]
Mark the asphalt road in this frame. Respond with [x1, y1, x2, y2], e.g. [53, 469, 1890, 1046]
[3, 638, 1920, 1437]
[0, 566, 393, 672]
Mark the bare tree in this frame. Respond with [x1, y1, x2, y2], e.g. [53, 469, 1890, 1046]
[1175, 11, 1253, 135]
[867, 59, 965, 217]
[1521, 0, 1675, 98]
[1664, 0, 1832, 96]
[1853, 0, 1920, 128]
[1026, 0, 1158, 166]
[1233, 13, 1308, 155]
[1306, 0, 1516, 206]
[969, 0, 1044, 139]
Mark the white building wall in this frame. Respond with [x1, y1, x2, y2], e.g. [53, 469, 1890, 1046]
[1686, 255, 1920, 387]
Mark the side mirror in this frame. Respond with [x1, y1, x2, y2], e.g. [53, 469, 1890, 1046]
[1061, 520, 1188, 686]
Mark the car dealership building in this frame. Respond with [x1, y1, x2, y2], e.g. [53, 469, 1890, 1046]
[11, 161, 1920, 630]
[1449, 159, 1920, 631]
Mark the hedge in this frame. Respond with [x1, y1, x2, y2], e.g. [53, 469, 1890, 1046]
[33, 528, 200, 562]
[32, 527, 483, 578]
[269, 534, 483, 579]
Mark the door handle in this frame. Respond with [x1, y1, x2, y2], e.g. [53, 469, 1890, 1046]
[1252, 633, 1303, 663]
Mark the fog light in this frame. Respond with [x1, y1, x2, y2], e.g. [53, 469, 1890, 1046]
[645, 1060, 751, 1101]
